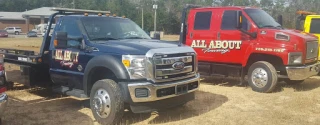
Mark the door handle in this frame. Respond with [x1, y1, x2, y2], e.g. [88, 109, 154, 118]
[217, 32, 220, 40]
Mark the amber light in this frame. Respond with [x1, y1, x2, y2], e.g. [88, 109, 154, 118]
[296, 10, 317, 15]
[54, 40, 58, 47]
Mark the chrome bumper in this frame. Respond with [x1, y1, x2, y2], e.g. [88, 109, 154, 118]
[0, 93, 8, 117]
[286, 62, 320, 80]
[128, 73, 200, 103]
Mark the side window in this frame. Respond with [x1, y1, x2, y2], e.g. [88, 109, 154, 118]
[194, 11, 212, 30]
[58, 18, 82, 49]
[221, 10, 249, 30]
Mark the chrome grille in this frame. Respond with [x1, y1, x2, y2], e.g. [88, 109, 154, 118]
[153, 53, 195, 82]
[306, 41, 318, 59]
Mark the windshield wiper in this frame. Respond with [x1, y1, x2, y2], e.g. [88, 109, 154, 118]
[91, 37, 118, 41]
[121, 36, 148, 39]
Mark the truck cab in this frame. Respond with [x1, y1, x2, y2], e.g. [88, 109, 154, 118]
[295, 11, 320, 61]
[180, 5, 320, 93]
[1, 8, 199, 125]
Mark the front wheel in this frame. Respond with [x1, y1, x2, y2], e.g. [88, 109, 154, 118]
[248, 61, 278, 93]
[15, 31, 19, 35]
[90, 79, 124, 125]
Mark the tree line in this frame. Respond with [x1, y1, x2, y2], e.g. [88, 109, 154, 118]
[1, 0, 320, 34]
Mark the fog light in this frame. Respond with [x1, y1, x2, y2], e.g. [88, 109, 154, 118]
[135, 88, 149, 98]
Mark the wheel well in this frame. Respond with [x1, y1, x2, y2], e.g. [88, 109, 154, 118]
[87, 67, 117, 95]
[245, 53, 285, 74]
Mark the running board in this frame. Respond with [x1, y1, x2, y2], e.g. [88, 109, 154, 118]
[53, 86, 88, 98]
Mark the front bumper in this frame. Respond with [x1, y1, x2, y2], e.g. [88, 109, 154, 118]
[0, 93, 8, 117]
[128, 73, 200, 103]
[286, 62, 320, 80]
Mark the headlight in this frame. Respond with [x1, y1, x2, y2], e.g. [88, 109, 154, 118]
[288, 52, 302, 64]
[122, 55, 146, 79]
[275, 32, 290, 41]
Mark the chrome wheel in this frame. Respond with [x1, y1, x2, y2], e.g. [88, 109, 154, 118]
[93, 88, 111, 118]
[251, 68, 268, 88]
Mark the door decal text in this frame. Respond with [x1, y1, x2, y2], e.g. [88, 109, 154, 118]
[191, 40, 242, 54]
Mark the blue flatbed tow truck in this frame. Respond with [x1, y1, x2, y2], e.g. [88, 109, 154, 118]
[0, 8, 199, 124]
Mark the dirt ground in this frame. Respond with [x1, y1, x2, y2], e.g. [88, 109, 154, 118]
[0, 36, 320, 125]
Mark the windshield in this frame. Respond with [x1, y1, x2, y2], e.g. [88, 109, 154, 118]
[81, 17, 151, 41]
[0, 30, 6, 32]
[309, 18, 320, 34]
[244, 9, 281, 28]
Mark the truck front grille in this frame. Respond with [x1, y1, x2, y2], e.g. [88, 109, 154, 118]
[306, 41, 318, 59]
[153, 53, 196, 82]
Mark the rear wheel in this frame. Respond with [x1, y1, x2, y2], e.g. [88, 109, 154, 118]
[15, 31, 19, 35]
[90, 79, 124, 125]
[248, 61, 278, 93]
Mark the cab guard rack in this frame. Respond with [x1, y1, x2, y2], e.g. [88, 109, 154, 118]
[51, 7, 111, 14]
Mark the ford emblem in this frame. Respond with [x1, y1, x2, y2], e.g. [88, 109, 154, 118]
[172, 61, 185, 70]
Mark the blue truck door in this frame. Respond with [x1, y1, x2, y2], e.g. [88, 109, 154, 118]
[50, 17, 86, 89]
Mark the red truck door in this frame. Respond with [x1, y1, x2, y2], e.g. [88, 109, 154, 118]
[217, 9, 252, 64]
[186, 9, 220, 61]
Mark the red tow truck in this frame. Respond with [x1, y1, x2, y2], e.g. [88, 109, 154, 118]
[179, 5, 320, 93]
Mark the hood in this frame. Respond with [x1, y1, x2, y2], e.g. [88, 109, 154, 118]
[91, 39, 182, 55]
[259, 28, 318, 42]
[280, 29, 318, 41]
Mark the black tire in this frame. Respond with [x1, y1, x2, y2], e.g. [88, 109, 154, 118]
[15, 31, 19, 35]
[90, 79, 124, 125]
[284, 79, 304, 85]
[248, 61, 278, 93]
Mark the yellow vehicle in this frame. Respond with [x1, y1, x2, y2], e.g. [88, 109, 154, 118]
[295, 11, 320, 60]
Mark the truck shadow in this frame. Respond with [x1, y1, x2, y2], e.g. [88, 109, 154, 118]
[200, 76, 249, 87]
[4, 88, 95, 125]
[200, 76, 320, 93]
[120, 91, 228, 124]
[275, 78, 320, 92]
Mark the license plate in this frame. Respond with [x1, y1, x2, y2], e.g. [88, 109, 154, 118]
[176, 84, 188, 95]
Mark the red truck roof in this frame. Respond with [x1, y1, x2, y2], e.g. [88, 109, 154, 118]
[192, 6, 260, 10]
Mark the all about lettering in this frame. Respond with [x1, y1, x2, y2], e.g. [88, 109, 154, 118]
[191, 40, 242, 50]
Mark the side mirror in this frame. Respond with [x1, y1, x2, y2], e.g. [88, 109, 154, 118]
[277, 15, 283, 26]
[54, 31, 68, 49]
[152, 32, 161, 40]
[236, 11, 243, 29]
